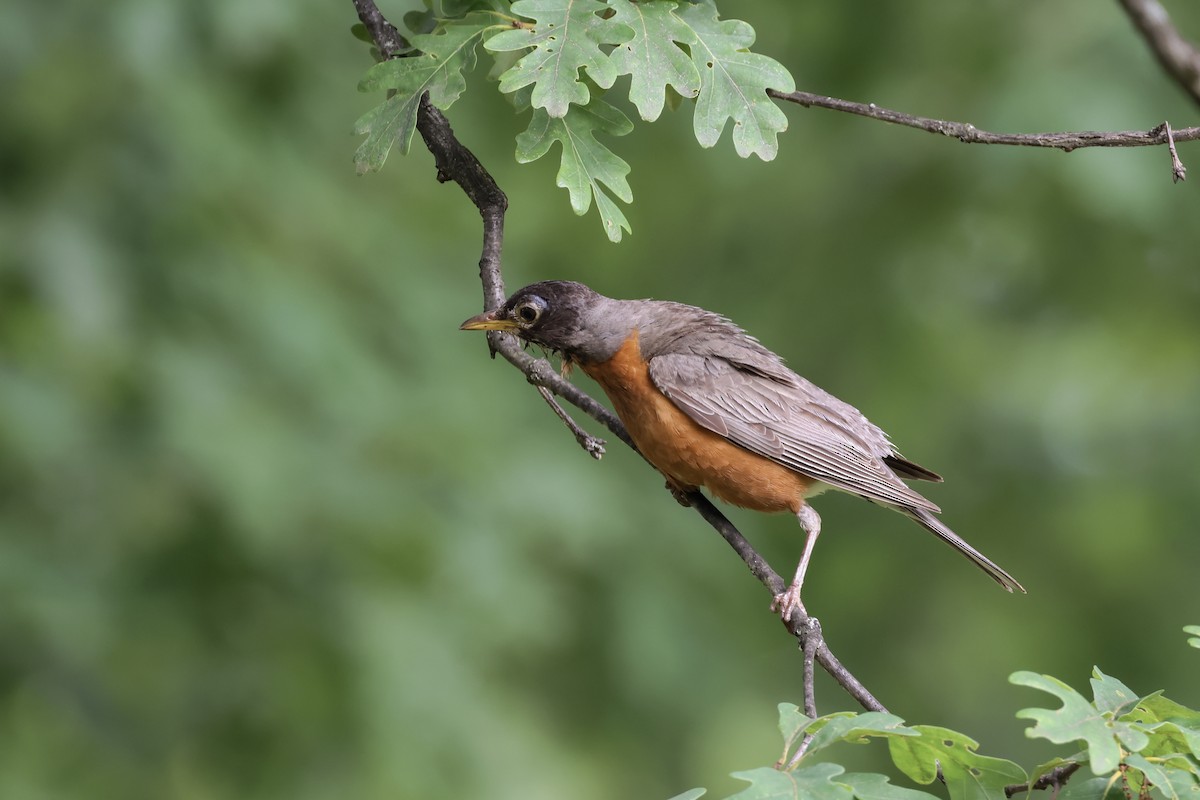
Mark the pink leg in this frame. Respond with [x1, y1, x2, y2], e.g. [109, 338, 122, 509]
[771, 505, 822, 620]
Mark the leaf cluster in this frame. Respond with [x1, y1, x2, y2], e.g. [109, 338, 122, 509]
[352, 0, 795, 241]
[675, 630, 1200, 800]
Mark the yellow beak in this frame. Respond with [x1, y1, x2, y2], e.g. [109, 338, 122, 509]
[459, 309, 518, 332]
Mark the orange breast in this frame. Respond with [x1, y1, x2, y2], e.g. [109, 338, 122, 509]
[581, 332, 812, 514]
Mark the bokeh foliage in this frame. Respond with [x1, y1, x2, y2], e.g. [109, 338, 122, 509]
[2, 0, 1199, 798]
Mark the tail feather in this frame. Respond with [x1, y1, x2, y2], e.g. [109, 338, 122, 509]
[884, 455, 943, 483]
[902, 507, 1025, 593]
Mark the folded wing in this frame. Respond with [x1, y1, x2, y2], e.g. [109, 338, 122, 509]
[647, 352, 940, 513]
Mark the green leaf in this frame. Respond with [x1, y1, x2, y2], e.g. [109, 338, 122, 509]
[841, 772, 942, 800]
[354, 15, 498, 172]
[728, 763, 853, 800]
[1134, 695, 1200, 728]
[1012, 671, 1129, 774]
[1090, 668, 1144, 717]
[777, 703, 813, 764]
[888, 726, 1027, 800]
[1057, 776, 1127, 800]
[1123, 754, 1200, 800]
[665, 789, 706, 800]
[405, 0, 489, 35]
[802, 712, 919, 759]
[674, 0, 795, 160]
[1156, 768, 1200, 800]
[606, 0, 701, 121]
[486, 0, 634, 117]
[1128, 694, 1200, 762]
[1185, 625, 1200, 649]
[515, 98, 633, 241]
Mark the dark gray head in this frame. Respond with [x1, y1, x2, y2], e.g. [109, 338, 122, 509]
[459, 280, 627, 362]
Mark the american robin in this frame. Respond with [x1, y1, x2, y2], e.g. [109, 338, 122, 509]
[461, 280, 1024, 617]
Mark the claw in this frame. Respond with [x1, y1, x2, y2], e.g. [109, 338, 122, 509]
[771, 586, 806, 620]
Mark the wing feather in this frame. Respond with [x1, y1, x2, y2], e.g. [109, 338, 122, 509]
[648, 353, 939, 512]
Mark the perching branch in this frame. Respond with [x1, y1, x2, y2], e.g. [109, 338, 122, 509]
[351, 0, 886, 715]
[1118, 0, 1200, 108]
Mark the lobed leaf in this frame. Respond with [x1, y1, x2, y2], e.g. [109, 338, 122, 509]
[486, 0, 634, 117]
[1012, 671, 1129, 774]
[888, 726, 1027, 800]
[606, 0, 701, 121]
[515, 98, 634, 241]
[354, 15, 498, 172]
[674, 0, 795, 160]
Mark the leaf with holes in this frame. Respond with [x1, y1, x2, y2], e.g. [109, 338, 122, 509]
[1012, 671, 1148, 774]
[607, 0, 700, 121]
[889, 726, 1027, 800]
[515, 98, 634, 241]
[674, 0, 794, 160]
[800, 712, 920, 760]
[354, 15, 499, 171]
[486, 0, 634, 118]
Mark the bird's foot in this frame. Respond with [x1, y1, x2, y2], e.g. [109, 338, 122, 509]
[770, 586, 807, 622]
[666, 481, 693, 507]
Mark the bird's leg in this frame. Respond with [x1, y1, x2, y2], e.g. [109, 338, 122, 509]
[771, 505, 822, 620]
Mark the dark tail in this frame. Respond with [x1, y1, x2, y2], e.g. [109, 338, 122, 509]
[902, 507, 1025, 593]
[884, 455, 943, 483]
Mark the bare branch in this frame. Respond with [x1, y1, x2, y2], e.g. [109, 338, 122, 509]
[768, 89, 1199, 178]
[535, 384, 606, 459]
[1119, 0, 1200, 107]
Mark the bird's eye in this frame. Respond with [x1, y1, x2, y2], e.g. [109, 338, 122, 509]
[516, 302, 541, 325]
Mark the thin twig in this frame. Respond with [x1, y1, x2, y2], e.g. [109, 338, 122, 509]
[783, 617, 824, 770]
[536, 384, 606, 459]
[1161, 120, 1189, 181]
[1005, 761, 1083, 797]
[1118, 0, 1200, 108]
[350, 0, 888, 713]
[768, 88, 1199, 160]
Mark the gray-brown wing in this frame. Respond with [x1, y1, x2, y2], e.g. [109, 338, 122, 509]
[647, 353, 940, 512]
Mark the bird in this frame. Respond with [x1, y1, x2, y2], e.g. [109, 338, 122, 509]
[460, 280, 1024, 618]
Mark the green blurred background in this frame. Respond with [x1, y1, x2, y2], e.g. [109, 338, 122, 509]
[3, 1, 1199, 797]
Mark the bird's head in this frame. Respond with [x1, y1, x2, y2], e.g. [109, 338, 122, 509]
[460, 280, 612, 361]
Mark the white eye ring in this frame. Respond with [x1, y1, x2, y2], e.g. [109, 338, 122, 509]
[515, 302, 541, 325]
